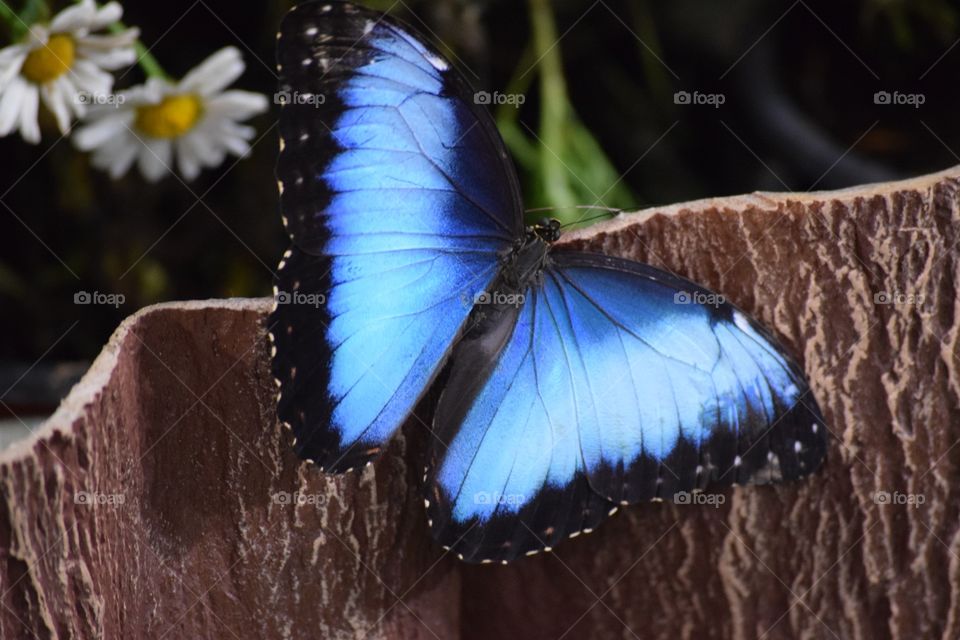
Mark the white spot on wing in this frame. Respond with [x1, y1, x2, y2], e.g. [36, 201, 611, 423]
[732, 310, 752, 333]
[426, 52, 449, 71]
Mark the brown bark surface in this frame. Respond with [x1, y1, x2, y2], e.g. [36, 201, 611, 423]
[2, 166, 959, 639]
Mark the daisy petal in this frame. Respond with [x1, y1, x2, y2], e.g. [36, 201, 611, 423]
[73, 110, 133, 150]
[205, 90, 269, 120]
[217, 120, 256, 141]
[0, 77, 27, 137]
[221, 135, 251, 157]
[41, 80, 72, 133]
[0, 44, 27, 64]
[50, 0, 96, 33]
[23, 26, 49, 48]
[74, 45, 138, 71]
[18, 83, 40, 143]
[175, 137, 202, 181]
[138, 137, 173, 182]
[69, 59, 113, 96]
[182, 129, 225, 168]
[0, 50, 26, 93]
[180, 47, 245, 97]
[75, 30, 140, 52]
[92, 133, 139, 178]
[89, 2, 124, 30]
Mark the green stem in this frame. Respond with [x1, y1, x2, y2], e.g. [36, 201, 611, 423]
[108, 22, 169, 80]
[0, 2, 19, 25]
[528, 0, 577, 212]
[0, 0, 48, 42]
[495, 41, 539, 169]
[18, 0, 48, 26]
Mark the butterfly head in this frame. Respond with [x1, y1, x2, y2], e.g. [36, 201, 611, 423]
[530, 218, 561, 243]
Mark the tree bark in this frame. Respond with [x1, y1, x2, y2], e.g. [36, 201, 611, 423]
[2, 166, 960, 639]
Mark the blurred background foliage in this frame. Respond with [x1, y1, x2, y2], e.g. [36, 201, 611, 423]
[1, 0, 959, 412]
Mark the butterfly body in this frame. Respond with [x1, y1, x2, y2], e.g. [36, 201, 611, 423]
[497, 219, 558, 289]
[271, 0, 828, 563]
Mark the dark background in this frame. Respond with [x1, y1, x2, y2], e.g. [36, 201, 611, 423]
[1, 0, 958, 412]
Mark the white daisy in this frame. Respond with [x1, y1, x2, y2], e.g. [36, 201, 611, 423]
[0, 0, 138, 143]
[73, 47, 269, 182]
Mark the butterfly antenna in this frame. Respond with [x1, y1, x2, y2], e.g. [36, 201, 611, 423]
[557, 212, 619, 229]
[523, 205, 625, 229]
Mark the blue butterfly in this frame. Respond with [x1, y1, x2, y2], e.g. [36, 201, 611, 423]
[270, 0, 827, 563]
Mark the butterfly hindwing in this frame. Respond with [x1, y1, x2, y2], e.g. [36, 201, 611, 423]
[426, 298, 613, 562]
[426, 251, 826, 562]
[546, 252, 826, 501]
[270, 1, 522, 471]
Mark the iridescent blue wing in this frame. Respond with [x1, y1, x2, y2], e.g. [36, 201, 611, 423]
[270, 1, 522, 472]
[426, 252, 826, 562]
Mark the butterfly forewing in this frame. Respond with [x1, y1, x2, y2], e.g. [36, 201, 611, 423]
[270, 0, 522, 471]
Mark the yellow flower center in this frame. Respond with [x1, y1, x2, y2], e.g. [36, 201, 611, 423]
[21, 34, 75, 84]
[135, 94, 204, 139]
